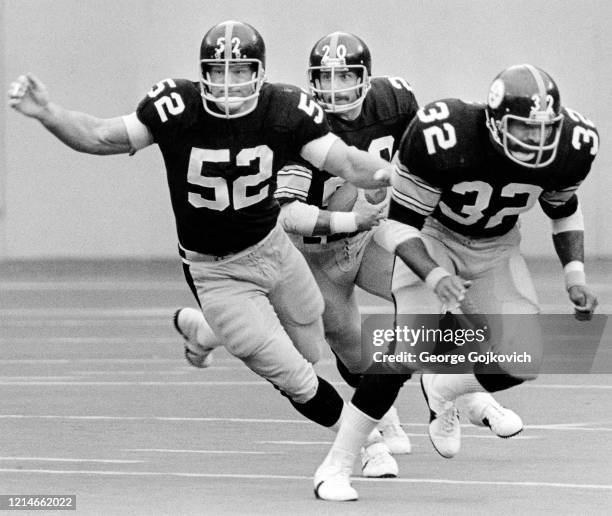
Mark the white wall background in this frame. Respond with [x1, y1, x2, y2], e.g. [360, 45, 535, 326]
[2, 0, 610, 258]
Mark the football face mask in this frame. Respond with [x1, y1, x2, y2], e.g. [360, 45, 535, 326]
[308, 65, 368, 114]
[200, 61, 263, 117]
[500, 114, 564, 166]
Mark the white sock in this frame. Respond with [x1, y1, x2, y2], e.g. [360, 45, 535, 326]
[329, 403, 346, 433]
[330, 405, 381, 445]
[434, 374, 485, 402]
[324, 402, 379, 467]
[379, 405, 400, 426]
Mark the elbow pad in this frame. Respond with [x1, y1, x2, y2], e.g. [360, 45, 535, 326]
[279, 201, 320, 236]
[373, 219, 422, 254]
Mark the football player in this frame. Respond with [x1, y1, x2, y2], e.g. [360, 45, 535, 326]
[275, 33, 416, 473]
[275, 32, 523, 481]
[312, 64, 599, 501]
[8, 21, 394, 460]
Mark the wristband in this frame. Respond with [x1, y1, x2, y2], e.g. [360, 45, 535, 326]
[564, 260, 586, 290]
[425, 267, 451, 291]
[330, 212, 358, 234]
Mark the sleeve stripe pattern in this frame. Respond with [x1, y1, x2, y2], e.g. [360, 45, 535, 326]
[392, 188, 436, 216]
[275, 187, 309, 202]
[277, 165, 312, 179]
[397, 163, 439, 193]
[275, 165, 313, 202]
[391, 170, 441, 216]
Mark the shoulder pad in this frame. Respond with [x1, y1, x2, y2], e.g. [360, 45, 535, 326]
[136, 78, 200, 137]
[262, 81, 328, 129]
[544, 107, 599, 187]
[400, 99, 485, 177]
[559, 107, 599, 159]
[365, 76, 418, 120]
[264, 82, 306, 104]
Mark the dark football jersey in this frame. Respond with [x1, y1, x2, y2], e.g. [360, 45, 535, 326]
[389, 99, 598, 237]
[136, 79, 331, 255]
[276, 76, 418, 208]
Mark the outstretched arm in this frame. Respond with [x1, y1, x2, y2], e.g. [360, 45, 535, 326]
[321, 139, 392, 189]
[8, 73, 149, 155]
[300, 135, 391, 189]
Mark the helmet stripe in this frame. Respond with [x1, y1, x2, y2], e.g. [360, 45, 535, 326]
[327, 33, 340, 112]
[524, 63, 546, 109]
[328, 32, 339, 60]
[224, 22, 234, 60]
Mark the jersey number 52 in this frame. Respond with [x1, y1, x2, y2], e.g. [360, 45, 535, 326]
[187, 146, 273, 210]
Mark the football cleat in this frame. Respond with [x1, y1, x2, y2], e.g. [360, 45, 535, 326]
[460, 392, 524, 438]
[360, 441, 398, 478]
[377, 406, 412, 454]
[173, 308, 214, 368]
[420, 374, 461, 458]
[314, 457, 358, 502]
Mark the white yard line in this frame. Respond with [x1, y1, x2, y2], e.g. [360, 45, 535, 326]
[0, 281, 183, 290]
[0, 457, 143, 464]
[124, 449, 272, 455]
[257, 434, 539, 443]
[0, 379, 611, 389]
[0, 414, 609, 431]
[0, 337, 175, 345]
[0, 468, 609, 490]
[3, 305, 611, 318]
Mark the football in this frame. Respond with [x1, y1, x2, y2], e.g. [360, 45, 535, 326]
[326, 182, 389, 212]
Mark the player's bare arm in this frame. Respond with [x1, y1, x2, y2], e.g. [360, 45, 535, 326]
[394, 236, 470, 309]
[8, 73, 141, 155]
[551, 218, 598, 320]
[280, 198, 383, 237]
[313, 205, 383, 234]
[348, 194, 386, 232]
[321, 139, 392, 189]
